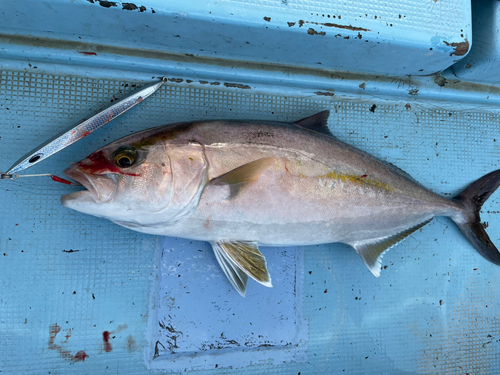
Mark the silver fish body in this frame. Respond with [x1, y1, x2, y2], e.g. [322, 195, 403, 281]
[62, 112, 500, 296]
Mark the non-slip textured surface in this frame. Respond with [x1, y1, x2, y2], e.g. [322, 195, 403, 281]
[220, 0, 468, 35]
[0, 0, 470, 76]
[1, 70, 499, 374]
[150, 240, 307, 371]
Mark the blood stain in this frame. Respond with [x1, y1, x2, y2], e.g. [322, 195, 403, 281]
[103, 331, 113, 352]
[48, 324, 87, 363]
[64, 330, 72, 342]
[49, 323, 61, 347]
[204, 219, 211, 229]
[114, 323, 128, 333]
[77, 150, 140, 176]
[354, 174, 368, 182]
[127, 335, 137, 352]
[106, 111, 113, 123]
[74, 350, 89, 362]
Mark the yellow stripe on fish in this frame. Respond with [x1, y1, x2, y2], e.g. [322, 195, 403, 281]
[315, 171, 393, 192]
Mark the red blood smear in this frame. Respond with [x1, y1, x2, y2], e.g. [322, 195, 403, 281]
[58, 348, 74, 360]
[354, 174, 368, 182]
[49, 323, 61, 346]
[77, 150, 140, 177]
[64, 330, 72, 342]
[78, 51, 97, 56]
[51, 175, 74, 185]
[103, 331, 112, 352]
[48, 324, 87, 362]
[106, 112, 113, 123]
[74, 350, 89, 362]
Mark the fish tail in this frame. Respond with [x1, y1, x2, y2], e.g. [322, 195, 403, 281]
[452, 169, 500, 265]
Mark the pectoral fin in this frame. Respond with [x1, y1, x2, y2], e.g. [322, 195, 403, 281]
[210, 157, 276, 199]
[351, 219, 432, 277]
[211, 241, 272, 296]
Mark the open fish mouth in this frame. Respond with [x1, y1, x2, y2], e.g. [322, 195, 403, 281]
[63, 167, 117, 203]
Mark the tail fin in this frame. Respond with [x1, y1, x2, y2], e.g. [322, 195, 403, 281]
[453, 169, 500, 265]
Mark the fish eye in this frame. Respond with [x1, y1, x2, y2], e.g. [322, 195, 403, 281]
[113, 147, 137, 168]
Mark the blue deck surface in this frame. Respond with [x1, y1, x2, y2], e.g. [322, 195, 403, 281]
[1, 71, 499, 374]
[1, 0, 500, 374]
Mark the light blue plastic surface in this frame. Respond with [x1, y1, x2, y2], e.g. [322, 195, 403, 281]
[452, 1, 500, 84]
[149, 241, 307, 371]
[1, 71, 499, 375]
[0, 0, 470, 76]
[1, 1, 500, 374]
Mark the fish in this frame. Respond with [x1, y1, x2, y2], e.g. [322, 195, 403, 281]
[61, 111, 500, 297]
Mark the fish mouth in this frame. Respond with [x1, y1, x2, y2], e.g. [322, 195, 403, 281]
[63, 167, 117, 203]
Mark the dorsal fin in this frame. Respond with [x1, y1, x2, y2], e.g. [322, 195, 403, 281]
[210, 157, 276, 199]
[350, 219, 433, 277]
[295, 110, 333, 137]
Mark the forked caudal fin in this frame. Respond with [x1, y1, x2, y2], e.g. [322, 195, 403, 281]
[452, 169, 500, 265]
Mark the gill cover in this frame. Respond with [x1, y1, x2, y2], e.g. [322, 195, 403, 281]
[114, 141, 209, 228]
[160, 142, 209, 225]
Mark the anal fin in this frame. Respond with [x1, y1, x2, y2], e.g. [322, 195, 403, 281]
[351, 219, 433, 277]
[211, 241, 272, 297]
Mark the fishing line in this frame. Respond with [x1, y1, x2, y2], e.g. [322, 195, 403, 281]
[0, 172, 80, 185]
[0, 174, 75, 196]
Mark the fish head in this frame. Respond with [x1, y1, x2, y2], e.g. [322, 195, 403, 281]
[61, 129, 208, 227]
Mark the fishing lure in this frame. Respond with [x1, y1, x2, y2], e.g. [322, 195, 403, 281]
[0, 77, 166, 182]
